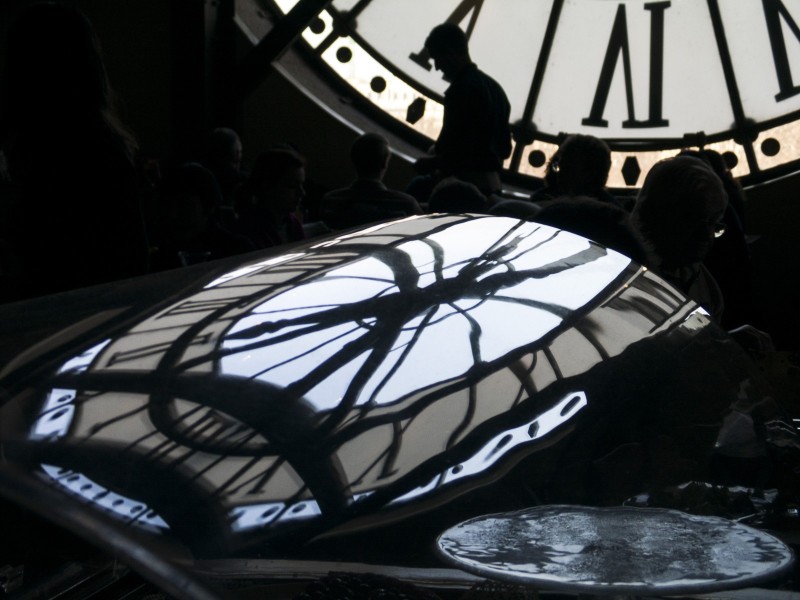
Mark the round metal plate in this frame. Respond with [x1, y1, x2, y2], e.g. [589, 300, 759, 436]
[435, 505, 795, 596]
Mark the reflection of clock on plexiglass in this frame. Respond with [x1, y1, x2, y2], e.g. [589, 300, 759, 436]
[260, 0, 800, 187]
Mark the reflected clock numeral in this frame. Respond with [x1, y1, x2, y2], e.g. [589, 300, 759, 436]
[159, 298, 236, 318]
[107, 334, 212, 367]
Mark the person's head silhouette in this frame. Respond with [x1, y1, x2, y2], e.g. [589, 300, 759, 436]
[245, 148, 306, 218]
[350, 133, 391, 180]
[553, 134, 612, 196]
[633, 156, 727, 269]
[424, 23, 471, 80]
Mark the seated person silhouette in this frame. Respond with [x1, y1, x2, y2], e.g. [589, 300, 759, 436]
[632, 156, 728, 322]
[678, 149, 754, 330]
[234, 148, 307, 249]
[150, 162, 254, 270]
[488, 198, 542, 220]
[532, 134, 631, 211]
[321, 133, 422, 229]
[412, 23, 511, 198]
[428, 178, 491, 213]
[533, 195, 650, 266]
[205, 127, 247, 212]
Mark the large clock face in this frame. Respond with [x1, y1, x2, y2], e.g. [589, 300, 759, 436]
[250, 0, 800, 187]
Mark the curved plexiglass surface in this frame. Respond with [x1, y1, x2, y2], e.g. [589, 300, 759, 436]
[0, 215, 765, 562]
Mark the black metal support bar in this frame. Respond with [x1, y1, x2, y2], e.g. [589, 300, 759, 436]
[509, 0, 564, 172]
[231, 0, 333, 103]
[706, 0, 759, 174]
[314, 0, 376, 57]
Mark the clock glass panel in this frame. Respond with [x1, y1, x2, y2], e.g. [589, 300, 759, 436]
[261, 0, 800, 187]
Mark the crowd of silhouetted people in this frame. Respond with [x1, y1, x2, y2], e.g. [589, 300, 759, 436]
[0, 5, 771, 353]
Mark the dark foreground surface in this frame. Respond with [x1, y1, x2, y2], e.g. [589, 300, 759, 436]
[1, 215, 798, 599]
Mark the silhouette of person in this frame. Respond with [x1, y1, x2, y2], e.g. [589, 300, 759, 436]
[428, 178, 491, 213]
[487, 198, 542, 220]
[321, 133, 423, 229]
[234, 148, 307, 249]
[532, 134, 630, 210]
[412, 23, 511, 198]
[529, 195, 649, 265]
[677, 149, 754, 329]
[632, 156, 728, 321]
[528, 146, 561, 203]
[0, 2, 149, 300]
[151, 162, 255, 270]
[206, 127, 247, 210]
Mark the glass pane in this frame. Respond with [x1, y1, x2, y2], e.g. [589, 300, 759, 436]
[515, 140, 559, 180]
[339, 0, 739, 141]
[265, 0, 785, 182]
[608, 149, 682, 189]
[535, 0, 735, 140]
[273, 0, 299, 12]
[703, 139, 750, 179]
[330, 0, 359, 12]
[754, 120, 800, 171]
[720, 1, 800, 124]
[320, 36, 444, 140]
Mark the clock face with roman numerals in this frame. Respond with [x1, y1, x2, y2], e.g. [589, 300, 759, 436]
[255, 0, 800, 186]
